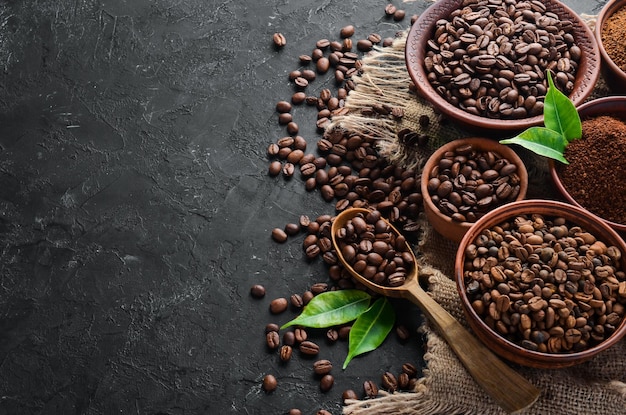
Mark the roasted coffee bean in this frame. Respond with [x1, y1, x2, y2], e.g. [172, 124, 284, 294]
[338, 325, 351, 340]
[363, 380, 379, 398]
[272, 33, 286, 48]
[326, 328, 339, 342]
[250, 284, 266, 299]
[284, 222, 300, 236]
[340, 25, 355, 38]
[316, 38, 330, 49]
[384, 4, 396, 16]
[342, 389, 359, 403]
[393, 9, 406, 21]
[271, 227, 288, 242]
[283, 331, 295, 346]
[288, 409, 302, 415]
[282, 162, 295, 177]
[269, 297, 288, 314]
[262, 374, 277, 392]
[290, 293, 304, 308]
[320, 374, 334, 392]
[266, 330, 280, 349]
[291, 91, 306, 105]
[268, 161, 282, 176]
[401, 362, 418, 378]
[313, 359, 333, 375]
[276, 100, 292, 114]
[299, 340, 320, 355]
[294, 327, 308, 343]
[279, 345, 292, 362]
[316, 57, 330, 74]
[396, 324, 410, 340]
[286, 121, 299, 135]
[381, 371, 398, 392]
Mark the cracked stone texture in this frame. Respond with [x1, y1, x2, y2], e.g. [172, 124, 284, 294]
[0, 0, 606, 414]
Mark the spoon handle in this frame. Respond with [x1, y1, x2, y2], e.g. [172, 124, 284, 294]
[405, 283, 540, 414]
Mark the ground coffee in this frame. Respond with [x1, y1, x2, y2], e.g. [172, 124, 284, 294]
[559, 115, 626, 224]
[601, 4, 626, 71]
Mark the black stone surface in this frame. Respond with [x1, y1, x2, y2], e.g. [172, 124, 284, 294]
[0, 1, 607, 414]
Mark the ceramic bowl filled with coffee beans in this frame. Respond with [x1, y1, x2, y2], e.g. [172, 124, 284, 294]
[548, 96, 626, 235]
[420, 137, 527, 243]
[405, 0, 600, 133]
[455, 199, 626, 368]
[596, 0, 626, 93]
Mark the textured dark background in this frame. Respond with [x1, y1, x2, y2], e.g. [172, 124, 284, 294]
[0, 1, 607, 414]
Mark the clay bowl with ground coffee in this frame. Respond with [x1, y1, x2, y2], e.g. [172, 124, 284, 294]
[596, 0, 626, 93]
[549, 96, 626, 235]
[405, 0, 600, 134]
[455, 199, 626, 368]
[421, 137, 528, 243]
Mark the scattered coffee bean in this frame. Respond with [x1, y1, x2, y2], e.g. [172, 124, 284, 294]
[342, 389, 359, 403]
[265, 323, 280, 333]
[280, 345, 293, 362]
[288, 409, 302, 415]
[299, 340, 320, 355]
[269, 297, 289, 314]
[393, 9, 405, 21]
[283, 330, 296, 346]
[294, 327, 308, 343]
[396, 324, 410, 340]
[320, 374, 334, 392]
[384, 4, 396, 16]
[250, 284, 266, 299]
[266, 330, 280, 349]
[272, 33, 286, 48]
[381, 371, 398, 392]
[276, 100, 292, 113]
[313, 359, 333, 375]
[262, 374, 278, 392]
[363, 380, 378, 398]
[340, 24, 355, 38]
[271, 227, 288, 242]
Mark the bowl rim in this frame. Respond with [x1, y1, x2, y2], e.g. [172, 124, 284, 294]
[454, 199, 626, 366]
[595, 0, 626, 84]
[548, 96, 626, 233]
[420, 137, 528, 242]
[405, 0, 601, 132]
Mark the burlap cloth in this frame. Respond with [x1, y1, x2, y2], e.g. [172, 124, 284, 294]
[329, 22, 626, 415]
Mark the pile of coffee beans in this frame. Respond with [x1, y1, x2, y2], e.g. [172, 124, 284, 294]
[462, 214, 626, 353]
[425, 0, 582, 119]
[334, 210, 415, 287]
[258, 5, 430, 414]
[426, 142, 522, 223]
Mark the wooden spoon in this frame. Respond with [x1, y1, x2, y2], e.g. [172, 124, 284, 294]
[331, 208, 540, 414]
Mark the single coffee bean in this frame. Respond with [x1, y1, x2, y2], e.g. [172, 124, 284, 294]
[250, 284, 266, 299]
[266, 330, 280, 349]
[316, 38, 330, 49]
[271, 227, 288, 242]
[320, 374, 334, 392]
[299, 340, 320, 355]
[396, 324, 410, 340]
[340, 24, 355, 38]
[342, 389, 359, 403]
[283, 331, 295, 346]
[279, 345, 293, 362]
[291, 91, 306, 104]
[402, 362, 418, 378]
[294, 327, 308, 343]
[290, 293, 304, 308]
[269, 297, 288, 314]
[272, 33, 286, 48]
[384, 3, 396, 16]
[288, 409, 302, 415]
[363, 380, 379, 398]
[393, 9, 406, 21]
[316, 57, 330, 74]
[381, 371, 398, 392]
[326, 328, 339, 342]
[268, 161, 282, 176]
[262, 374, 277, 392]
[313, 359, 333, 375]
[276, 100, 292, 113]
[282, 162, 295, 177]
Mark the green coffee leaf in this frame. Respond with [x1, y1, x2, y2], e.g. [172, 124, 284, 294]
[280, 290, 371, 329]
[500, 127, 570, 164]
[343, 297, 395, 369]
[544, 71, 581, 142]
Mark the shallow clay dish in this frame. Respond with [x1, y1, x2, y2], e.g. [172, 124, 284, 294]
[596, 0, 626, 93]
[549, 96, 626, 234]
[420, 137, 528, 243]
[406, 0, 600, 133]
[455, 199, 626, 368]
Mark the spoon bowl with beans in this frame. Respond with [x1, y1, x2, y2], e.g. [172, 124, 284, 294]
[331, 207, 540, 414]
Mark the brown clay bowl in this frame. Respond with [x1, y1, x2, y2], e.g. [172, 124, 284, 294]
[596, 0, 626, 93]
[420, 137, 528, 243]
[405, 0, 600, 133]
[548, 96, 626, 234]
[455, 199, 626, 368]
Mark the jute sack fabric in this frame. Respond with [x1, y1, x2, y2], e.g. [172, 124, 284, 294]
[326, 29, 626, 415]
